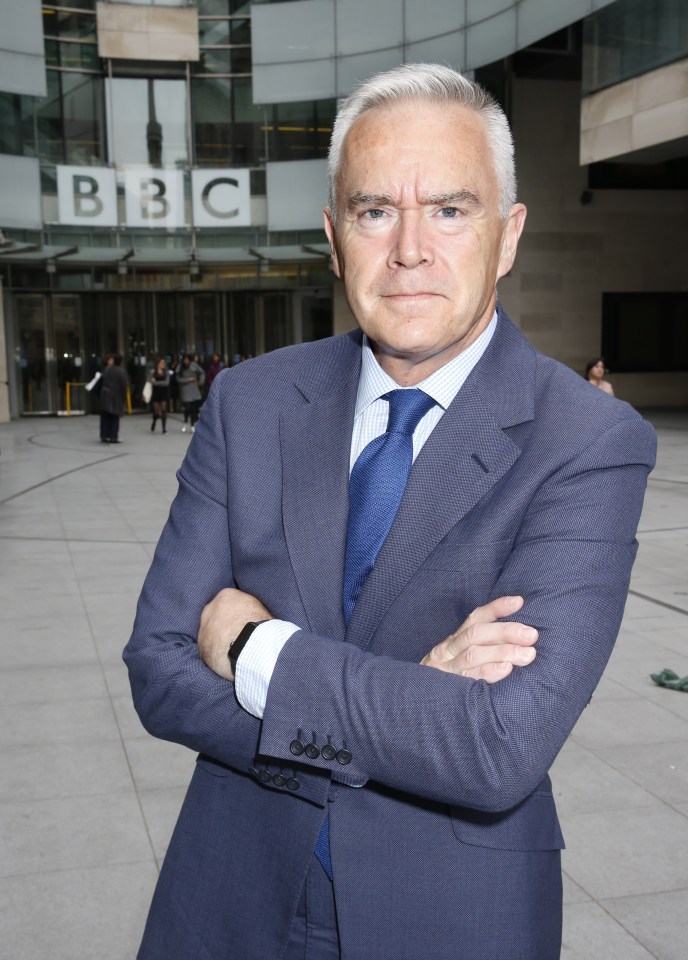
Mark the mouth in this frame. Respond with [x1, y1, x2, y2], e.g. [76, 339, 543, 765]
[381, 292, 442, 301]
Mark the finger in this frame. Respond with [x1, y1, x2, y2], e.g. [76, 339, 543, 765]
[441, 621, 538, 661]
[463, 595, 524, 627]
[458, 642, 536, 672]
[466, 661, 515, 684]
[462, 621, 539, 648]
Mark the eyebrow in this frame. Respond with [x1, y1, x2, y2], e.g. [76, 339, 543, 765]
[345, 189, 483, 213]
[424, 190, 483, 208]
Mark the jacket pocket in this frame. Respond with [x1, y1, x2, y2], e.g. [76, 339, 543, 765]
[451, 791, 565, 852]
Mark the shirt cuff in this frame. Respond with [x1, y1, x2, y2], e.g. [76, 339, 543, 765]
[234, 619, 299, 718]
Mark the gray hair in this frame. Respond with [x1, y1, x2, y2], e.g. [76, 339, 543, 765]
[328, 63, 516, 220]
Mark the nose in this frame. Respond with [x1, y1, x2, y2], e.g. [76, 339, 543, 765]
[387, 210, 433, 269]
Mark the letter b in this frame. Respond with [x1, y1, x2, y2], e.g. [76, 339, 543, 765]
[73, 176, 103, 218]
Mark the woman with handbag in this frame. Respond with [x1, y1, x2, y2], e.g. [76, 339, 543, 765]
[148, 357, 170, 433]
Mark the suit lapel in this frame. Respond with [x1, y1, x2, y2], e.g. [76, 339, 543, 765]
[345, 310, 537, 649]
[280, 334, 362, 642]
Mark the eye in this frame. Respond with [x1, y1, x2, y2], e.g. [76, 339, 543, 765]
[439, 207, 459, 218]
[362, 208, 385, 220]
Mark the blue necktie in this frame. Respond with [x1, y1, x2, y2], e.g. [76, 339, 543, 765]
[343, 389, 437, 622]
[315, 389, 436, 880]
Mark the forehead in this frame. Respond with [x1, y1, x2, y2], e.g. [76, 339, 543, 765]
[339, 99, 496, 199]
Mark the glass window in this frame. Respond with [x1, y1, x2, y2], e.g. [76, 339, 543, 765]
[192, 76, 233, 165]
[45, 40, 100, 71]
[34, 71, 105, 165]
[36, 70, 65, 164]
[43, 0, 95, 8]
[107, 78, 188, 166]
[199, 16, 251, 46]
[265, 99, 336, 163]
[0, 93, 35, 157]
[198, 0, 253, 14]
[194, 46, 252, 74]
[233, 76, 266, 164]
[62, 73, 105, 164]
[583, 0, 688, 94]
[43, 9, 97, 41]
[192, 76, 264, 166]
[199, 19, 232, 45]
[230, 18, 251, 44]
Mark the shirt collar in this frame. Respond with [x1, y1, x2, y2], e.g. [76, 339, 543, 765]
[355, 310, 499, 418]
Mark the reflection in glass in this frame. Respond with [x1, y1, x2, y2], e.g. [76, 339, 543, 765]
[583, 0, 688, 94]
[36, 70, 64, 163]
[193, 77, 232, 165]
[15, 296, 50, 415]
[264, 99, 336, 162]
[108, 78, 188, 166]
[199, 19, 231, 45]
[195, 46, 251, 74]
[198, 0, 253, 14]
[0, 93, 35, 157]
[192, 76, 264, 166]
[53, 296, 83, 410]
[62, 73, 105, 164]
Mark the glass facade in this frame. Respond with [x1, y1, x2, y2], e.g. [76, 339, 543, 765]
[3, 2, 335, 170]
[583, 0, 688, 95]
[0, 1, 335, 416]
[108, 78, 188, 166]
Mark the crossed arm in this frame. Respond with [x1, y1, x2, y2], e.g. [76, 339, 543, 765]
[198, 589, 538, 686]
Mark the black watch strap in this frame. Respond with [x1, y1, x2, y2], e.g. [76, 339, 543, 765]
[228, 620, 266, 673]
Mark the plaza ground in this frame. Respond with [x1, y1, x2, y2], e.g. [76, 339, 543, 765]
[0, 407, 686, 959]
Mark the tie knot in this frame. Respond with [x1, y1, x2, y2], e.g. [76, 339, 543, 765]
[384, 389, 436, 436]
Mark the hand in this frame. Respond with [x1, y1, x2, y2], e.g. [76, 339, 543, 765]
[420, 596, 537, 683]
[198, 587, 271, 681]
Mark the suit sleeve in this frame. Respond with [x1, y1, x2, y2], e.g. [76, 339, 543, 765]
[122, 384, 272, 785]
[256, 414, 656, 812]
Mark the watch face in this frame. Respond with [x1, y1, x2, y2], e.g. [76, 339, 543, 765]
[228, 621, 262, 666]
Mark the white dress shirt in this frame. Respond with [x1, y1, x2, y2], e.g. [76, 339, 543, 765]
[234, 311, 498, 717]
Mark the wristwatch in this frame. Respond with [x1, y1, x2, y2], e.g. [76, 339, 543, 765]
[228, 621, 266, 674]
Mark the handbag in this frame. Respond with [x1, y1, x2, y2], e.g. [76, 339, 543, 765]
[142, 381, 153, 404]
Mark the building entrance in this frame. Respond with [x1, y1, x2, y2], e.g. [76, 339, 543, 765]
[15, 293, 84, 416]
[10, 288, 331, 416]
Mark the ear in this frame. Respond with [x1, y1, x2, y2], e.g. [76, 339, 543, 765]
[496, 203, 527, 280]
[323, 208, 342, 279]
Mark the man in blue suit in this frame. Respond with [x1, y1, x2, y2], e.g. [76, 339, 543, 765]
[124, 64, 655, 959]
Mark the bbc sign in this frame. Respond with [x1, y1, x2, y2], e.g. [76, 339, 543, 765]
[56, 166, 252, 228]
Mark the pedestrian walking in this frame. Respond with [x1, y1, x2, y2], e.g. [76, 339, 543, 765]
[176, 353, 205, 433]
[149, 357, 170, 433]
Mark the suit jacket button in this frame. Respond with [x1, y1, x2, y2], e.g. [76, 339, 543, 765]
[305, 743, 320, 760]
[258, 769, 272, 783]
[286, 777, 300, 791]
[272, 773, 287, 787]
[321, 744, 337, 761]
[290, 739, 305, 756]
[336, 749, 352, 765]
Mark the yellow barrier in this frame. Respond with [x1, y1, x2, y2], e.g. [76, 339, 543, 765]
[65, 381, 87, 415]
[66, 381, 133, 414]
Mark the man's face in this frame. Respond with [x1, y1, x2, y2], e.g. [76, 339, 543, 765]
[324, 100, 526, 384]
